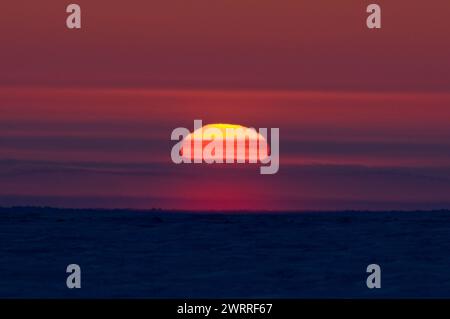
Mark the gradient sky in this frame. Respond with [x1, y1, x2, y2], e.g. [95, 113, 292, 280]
[1, 1, 450, 210]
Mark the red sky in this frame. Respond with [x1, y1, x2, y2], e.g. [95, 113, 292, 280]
[1, 1, 450, 210]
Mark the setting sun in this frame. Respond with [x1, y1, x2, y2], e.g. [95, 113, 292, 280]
[180, 123, 269, 163]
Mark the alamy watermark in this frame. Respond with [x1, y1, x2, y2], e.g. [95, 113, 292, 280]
[170, 120, 279, 175]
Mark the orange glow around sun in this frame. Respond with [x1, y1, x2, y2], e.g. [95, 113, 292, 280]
[181, 123, 269, 163]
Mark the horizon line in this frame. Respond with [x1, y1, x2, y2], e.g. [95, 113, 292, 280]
[1, 206, 450, 214]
